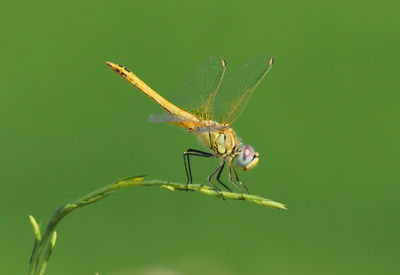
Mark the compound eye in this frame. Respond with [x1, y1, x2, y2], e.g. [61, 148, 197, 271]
[237, 145, 255, 167]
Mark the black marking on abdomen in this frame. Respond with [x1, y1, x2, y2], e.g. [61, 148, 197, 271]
[118, 64, 131, 73]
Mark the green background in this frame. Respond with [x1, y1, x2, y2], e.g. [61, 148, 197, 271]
[1, 0, 399, 274]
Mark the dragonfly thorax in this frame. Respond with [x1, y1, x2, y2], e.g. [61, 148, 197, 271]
[196, 127, 259, 170]
[196, 125, 240, 158]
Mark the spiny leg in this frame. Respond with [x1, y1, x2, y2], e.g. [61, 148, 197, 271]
[232, 166, 250, 194]
[215, 161, 232, 192]
[207, 160, 226, 199]
[228, 164, 247, 194]
[183, 149, 214, 190]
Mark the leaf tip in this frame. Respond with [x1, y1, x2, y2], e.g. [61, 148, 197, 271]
[29, 215, 41, 241]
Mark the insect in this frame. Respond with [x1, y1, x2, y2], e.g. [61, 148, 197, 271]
[106, 54, 274, 195]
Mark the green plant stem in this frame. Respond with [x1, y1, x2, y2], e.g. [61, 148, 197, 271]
[29, 175, 286, 274]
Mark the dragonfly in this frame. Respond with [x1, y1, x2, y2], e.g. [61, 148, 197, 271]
[106, 54, 274, 195]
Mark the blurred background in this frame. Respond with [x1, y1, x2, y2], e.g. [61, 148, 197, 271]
[1, 0, 399, 274]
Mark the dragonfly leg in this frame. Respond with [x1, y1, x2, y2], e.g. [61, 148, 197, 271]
[232, 166, 250, 194]
[207, 160, 226, 199]
[183, 149, 214, 191]
[216, 161, 232, 192]
[228, 163, 247, 195]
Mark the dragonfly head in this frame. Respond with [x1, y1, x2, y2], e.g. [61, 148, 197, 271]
[236, 145, 259, 171]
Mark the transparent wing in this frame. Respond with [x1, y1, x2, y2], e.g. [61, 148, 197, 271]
[149, 113, 229, 132]
[168, 56, 226, 121]
[213, 53, 274, 124]
[148, 113, 188, 123]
